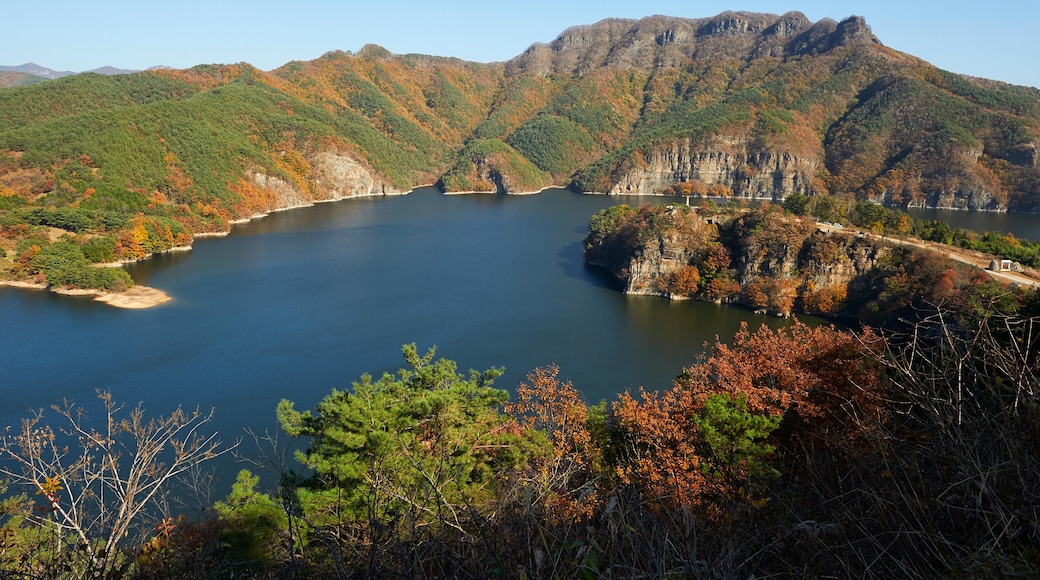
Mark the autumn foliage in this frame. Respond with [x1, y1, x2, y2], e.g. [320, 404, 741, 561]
[506, 365, 604, 522]
[5, 289, 1040, 579]
[615, 322, 886, 511]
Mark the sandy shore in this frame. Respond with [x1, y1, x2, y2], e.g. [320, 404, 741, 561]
[0, 280, 171, 309]
[93, 286, 171, 308]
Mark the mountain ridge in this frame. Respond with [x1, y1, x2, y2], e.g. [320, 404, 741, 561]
[1, 11, 1040, 290]
[0, 63, 163, 79]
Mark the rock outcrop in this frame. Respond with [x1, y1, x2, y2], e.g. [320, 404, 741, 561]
[232, 153, 403, 225]
[248, 172, 311, 212]
[608, 136, 819, 200]
[312, 153, 402, 199]
[620, 225, 704, 296]
[240, 153, 401, 223]
[507, 13, 879, 76]
[584, 204, 892, 316]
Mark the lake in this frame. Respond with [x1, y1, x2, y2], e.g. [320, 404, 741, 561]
[7, 187, 1039, 493]
[1, 188, 817, 467]
[904, 207, 1040, 241]
[5, 191, 1039, 443]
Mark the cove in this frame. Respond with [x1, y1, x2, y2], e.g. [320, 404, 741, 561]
[1, 188, 821, 443]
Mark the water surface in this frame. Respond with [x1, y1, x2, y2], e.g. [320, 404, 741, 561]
[903, 207, 1040, 241]
[1, 189, 813, 456]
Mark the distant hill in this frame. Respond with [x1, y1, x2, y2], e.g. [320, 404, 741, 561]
[1, 12, 1039, 277]
[85, 66, 142, 75]
[0, 63, 76, 79]
[0, 63, 148, 80]
[0, 71, 47, 88]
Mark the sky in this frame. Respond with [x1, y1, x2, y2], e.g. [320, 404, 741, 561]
[5, 1, 1039, 88]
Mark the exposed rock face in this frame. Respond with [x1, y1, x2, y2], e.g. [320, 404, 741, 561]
[473, 158, 510, 194]
[622, 230, 698, 295]
[734, 226, 888, 289]
[249, 172, 312, 211]
[584, 205, 716, 297]
[245, 153, 402, 219]
[802, 236, 890, 290]
[919, 187, 1004, 212]
[609, 137, 819, 200]
[506, 12, 879, 76]
[585, 205, 892, 316]
[855, 144, 1009, 212]
[313, 152, 402, 199]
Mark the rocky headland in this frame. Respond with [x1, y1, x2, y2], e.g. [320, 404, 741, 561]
[583, 202, 993, 322]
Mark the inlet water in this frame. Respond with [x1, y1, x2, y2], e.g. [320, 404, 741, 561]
[1, 188, 819, 464]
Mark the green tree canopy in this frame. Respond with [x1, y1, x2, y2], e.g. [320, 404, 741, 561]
[277, 344, 539, 527]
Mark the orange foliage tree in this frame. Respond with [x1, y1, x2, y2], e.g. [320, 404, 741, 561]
[667, 264, 701, 296]
[505, 365, 603, 522]
[614, 322, 887, 511]
[802, 281, 849, 314]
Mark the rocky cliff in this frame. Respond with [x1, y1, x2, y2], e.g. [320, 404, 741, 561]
[506, 12, 880, 77]
[312, 153, 402, 199]
[243, 152, 403, 220]
[584, 204, 893, 317]
[608, 136, 820, 200]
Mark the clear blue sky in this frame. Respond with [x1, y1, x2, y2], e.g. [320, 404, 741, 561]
[6, 1, 1039, 88]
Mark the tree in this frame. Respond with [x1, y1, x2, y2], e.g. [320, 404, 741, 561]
[782, 192, 810, 216]
[668, 264, 701, 296]
[614, 322, 887, 510]
[275, 345, 544, 577]
[0, 391, 232, 577]
[277, 344, 536, 530]
[505, 365, 604, 522]
[212, 469, 288, 571]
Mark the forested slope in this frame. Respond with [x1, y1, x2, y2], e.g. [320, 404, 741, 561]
[2, 11, 1039, 290]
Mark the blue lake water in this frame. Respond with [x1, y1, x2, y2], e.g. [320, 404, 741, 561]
[0, 188, 822, 483]
[904, 207, 1040, 241]
[5, 187, 1037, 493]
[3, 192, 1036, 445]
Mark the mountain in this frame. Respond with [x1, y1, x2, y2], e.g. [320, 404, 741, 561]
[85, 66, 142, 75]
[1, 11, 1039, 281]
[0, 63, 76, 79]
[0, 63, 148, 79]
[0, 71, 47, 88]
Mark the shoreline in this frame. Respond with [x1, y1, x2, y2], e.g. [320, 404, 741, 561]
[0, 280, 171, 309]
[5, 183, 1036, 311]
[441, 184, 567, 196]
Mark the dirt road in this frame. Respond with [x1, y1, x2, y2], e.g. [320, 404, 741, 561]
[817, 223, 1040, 289]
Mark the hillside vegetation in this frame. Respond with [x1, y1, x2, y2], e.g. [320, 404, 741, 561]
[2, 11, 1040, 290]
[3, 289, 1038, 577]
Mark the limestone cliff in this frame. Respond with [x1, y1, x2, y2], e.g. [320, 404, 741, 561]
[247, 172, 310, 212]
[242, 152, 402, 220]
[312, 153, 402, 199]
[584, 204, 892, 317]
[608, 136, 820, 200]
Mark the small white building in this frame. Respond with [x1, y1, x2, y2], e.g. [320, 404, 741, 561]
[989, 259, 1015, 272]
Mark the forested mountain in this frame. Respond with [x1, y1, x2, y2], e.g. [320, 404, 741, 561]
[2, 11, 1040, 288]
